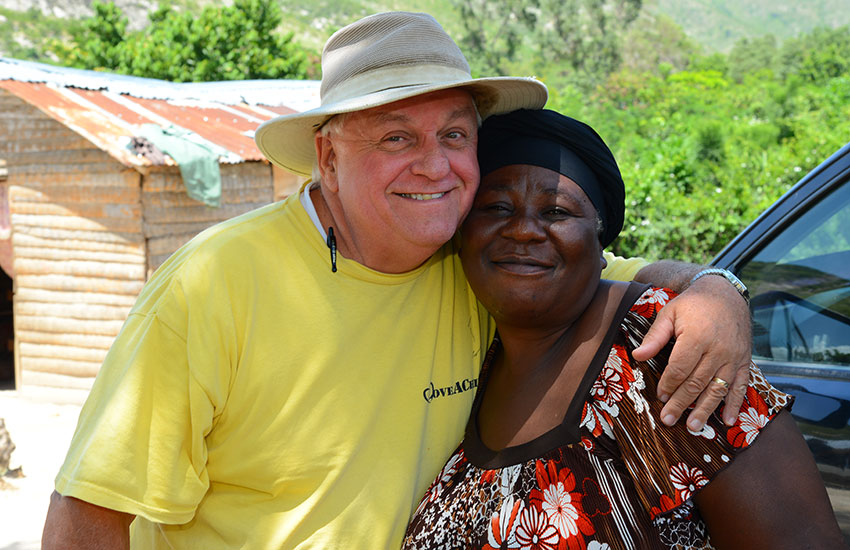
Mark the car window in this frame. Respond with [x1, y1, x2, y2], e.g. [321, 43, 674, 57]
[738, 180, 850, 367]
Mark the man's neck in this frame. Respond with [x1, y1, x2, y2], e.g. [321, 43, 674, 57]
[309, 186, 440, 274]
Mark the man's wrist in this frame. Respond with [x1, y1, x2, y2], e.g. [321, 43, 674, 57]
[689, 268, 750, 305]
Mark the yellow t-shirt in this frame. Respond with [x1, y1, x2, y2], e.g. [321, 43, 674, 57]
[602, 250, 647, 281]
[55, 191, 646, 548]
[56, 195, 491, 548]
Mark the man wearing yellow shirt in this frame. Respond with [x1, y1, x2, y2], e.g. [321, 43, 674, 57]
[42, 12, 752, 549]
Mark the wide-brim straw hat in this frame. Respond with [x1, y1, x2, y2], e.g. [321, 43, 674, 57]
[255, 11, 548, 176]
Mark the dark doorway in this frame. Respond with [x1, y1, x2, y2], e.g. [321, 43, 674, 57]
[0, 271, 13, 389]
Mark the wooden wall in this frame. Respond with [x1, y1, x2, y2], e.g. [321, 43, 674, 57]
[0, 87, 292, 402]
[1, 89, 146, 403]
[142, 162, 275, 274]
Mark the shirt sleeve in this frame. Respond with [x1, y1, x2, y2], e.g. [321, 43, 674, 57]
[54, 269, 230, 524]
[600, 251, 649, 282]
[582, 287, 793, 520]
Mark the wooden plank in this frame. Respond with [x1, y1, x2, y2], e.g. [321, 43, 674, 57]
[12, 213, 142, 234]
[20, 356, 102, 378]
[142, 202, 267, 224]
[9, 171, 141, 189]
[16, 300, 132, 321]
[12, 227, 144, 246]
[143, 221, 217, 239]
[16, 329, 117, 351]
[14, 258, 145, 280]
[15, 274, 144, 295]
[12, 148, 116, 166]
[11, 201, 142, 220]
[10, 185, 140, 205]
[15, 314, 126, 336]
[13, 245, 145, 265]
[142, 188, 271, 207]
[15, 287, 137, 307]
[12, 162, 129, 175]
[146, 234, 195, 256]
[19, 342, 108, 364]
[12, 233, 144, 255]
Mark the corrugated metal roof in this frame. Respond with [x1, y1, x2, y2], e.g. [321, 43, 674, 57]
[0, 57, 321, 168]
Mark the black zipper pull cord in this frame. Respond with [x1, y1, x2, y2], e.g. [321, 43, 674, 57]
[327, 227, 337, 273]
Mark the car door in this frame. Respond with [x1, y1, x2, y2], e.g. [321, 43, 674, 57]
[713, 142, 850, 539]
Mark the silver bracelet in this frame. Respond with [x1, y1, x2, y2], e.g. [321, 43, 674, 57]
[689, 268, 750, 305]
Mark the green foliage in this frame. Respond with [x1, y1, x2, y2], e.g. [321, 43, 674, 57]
[548, 25, 850, 263]
[0, 6, 76, 61]
[46, 0, 313, 81]
[2, 2, 848, 266]
[450, 0, 642, 87]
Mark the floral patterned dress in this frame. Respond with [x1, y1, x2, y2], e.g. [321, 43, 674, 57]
[403, 284, 792, 550]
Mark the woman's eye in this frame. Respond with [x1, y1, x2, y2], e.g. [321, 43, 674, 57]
[544, 207, 570, 217]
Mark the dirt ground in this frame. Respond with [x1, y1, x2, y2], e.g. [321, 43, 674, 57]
[0, 391, 82, 550]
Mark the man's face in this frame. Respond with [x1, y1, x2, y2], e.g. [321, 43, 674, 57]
[318, 89, 480, 269]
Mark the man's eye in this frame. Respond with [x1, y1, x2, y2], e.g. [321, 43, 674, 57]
[380, 135, 408, 150]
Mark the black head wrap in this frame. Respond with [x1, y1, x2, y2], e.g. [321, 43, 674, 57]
[477, 109, 625, 248]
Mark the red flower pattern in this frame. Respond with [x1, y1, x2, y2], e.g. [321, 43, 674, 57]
[402, 287, 791, 550]
[530, 460, 594, 550]
[484, 496, 523, 550]
[631, 287, 671, 318]
[669, 462, 709, 502]
[516, 505, 560, 550]
[727, 386, 771, 448]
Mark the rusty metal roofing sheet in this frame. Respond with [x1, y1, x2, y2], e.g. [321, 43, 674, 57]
[0, 57, 320, 168]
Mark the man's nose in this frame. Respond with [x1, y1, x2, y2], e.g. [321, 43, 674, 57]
[410, 140, 450, 180]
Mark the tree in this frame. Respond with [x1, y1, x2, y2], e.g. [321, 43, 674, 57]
[728, 35, 778, 82]
[452, 0, 642, 87]
[49, 1, 127, 71]
[50, 0, 313, 82]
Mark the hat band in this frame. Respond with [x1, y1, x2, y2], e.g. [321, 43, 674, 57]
[321, 65, 472, 105]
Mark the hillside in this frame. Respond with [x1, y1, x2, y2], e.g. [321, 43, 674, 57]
[650, 0, 850, 52]
[2, 0, 849, 60]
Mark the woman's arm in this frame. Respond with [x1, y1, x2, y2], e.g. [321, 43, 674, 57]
[42, 491, 135, 550]
[695, 410, 845, 549]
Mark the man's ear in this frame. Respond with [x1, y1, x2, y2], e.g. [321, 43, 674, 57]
[315, 132, 339, 192]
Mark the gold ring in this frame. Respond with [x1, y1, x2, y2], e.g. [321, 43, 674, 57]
[712, 376, 730, 390]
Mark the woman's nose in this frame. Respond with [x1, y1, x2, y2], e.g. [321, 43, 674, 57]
[501, 212, 546, 242]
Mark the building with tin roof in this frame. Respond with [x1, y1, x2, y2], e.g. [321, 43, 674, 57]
[0, 57, 319, 401]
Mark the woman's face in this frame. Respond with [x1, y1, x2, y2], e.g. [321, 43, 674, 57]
[460, 164, 605, 328]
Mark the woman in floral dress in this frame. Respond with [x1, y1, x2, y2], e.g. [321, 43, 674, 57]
[402, 109, 844, 550]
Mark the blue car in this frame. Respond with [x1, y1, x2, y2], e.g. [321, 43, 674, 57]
[712, 141, 850, 540]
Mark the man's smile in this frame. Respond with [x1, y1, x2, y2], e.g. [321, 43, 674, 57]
[398, 192, 448, 200]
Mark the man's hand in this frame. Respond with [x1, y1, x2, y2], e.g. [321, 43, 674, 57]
[632, 265, 752, 430]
